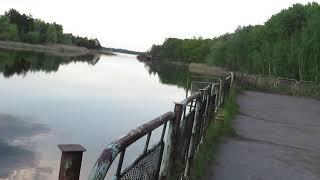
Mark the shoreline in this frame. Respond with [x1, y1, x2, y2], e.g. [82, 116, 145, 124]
[137, 54, 228, 76]
[0, 40, 114, 57]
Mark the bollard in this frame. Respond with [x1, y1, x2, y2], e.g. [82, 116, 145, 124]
[58, 144, 86, 180]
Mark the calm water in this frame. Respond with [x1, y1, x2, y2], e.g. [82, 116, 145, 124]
[0, 50, 189, 180]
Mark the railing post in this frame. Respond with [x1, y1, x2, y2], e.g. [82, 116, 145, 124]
[203, 86, 212, 134]
[230, 72, 234, 91]
[218, 79, 223, 108]
[208, 91, 217, 121]
[159, 103, 183, 179]
[58, 144, 86, 180]
[184, 92, 202, 177]
[198, 89, 206, 145]
[222, 80, 227, 106]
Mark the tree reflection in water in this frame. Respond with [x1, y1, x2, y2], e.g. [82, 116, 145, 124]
[0, 49, 101, 78]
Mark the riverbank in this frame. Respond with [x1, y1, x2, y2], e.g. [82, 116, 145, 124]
[137, 54, 228, 76]
[0, 40, 113, 56]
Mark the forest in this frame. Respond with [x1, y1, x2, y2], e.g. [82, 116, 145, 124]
[148, 2, 320, 82]
[0, 9, 101, 49]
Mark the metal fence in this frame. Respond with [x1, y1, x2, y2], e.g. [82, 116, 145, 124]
[235, 73, 320, 98]
[57, 73, 234, 180]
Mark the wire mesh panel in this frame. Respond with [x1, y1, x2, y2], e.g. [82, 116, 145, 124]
[177, 110, 196, 164]
[120, 142, 164, 180]
[195, 99, 207, 146]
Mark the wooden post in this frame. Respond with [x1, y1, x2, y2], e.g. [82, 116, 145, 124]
[230, 72, 234, 94]
[184, 92, 202, 177]
[203, 86, 211, 134]
[159, 103, 183, 179]
[58, 144, 86, 180]
[199, 89, 207, 145]
[218, 79, 223, 108]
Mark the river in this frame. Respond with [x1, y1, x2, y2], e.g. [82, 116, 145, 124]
[0, 50, 190, 180]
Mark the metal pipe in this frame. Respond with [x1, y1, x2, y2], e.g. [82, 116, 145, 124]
[115, 150, 126, 178]
[143, 132, 152, 154]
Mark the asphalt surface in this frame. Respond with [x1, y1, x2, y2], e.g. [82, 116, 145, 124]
[205, 91, 320, 180]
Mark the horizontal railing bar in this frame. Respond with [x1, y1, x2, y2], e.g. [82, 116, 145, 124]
[191, 75, 224, 81]
[191, 81, 219, 85]
[88, 111, 175, 180]
[300, 81, 319, 84]
[178, 92, 200, 106]
[107, 111, 174, 152]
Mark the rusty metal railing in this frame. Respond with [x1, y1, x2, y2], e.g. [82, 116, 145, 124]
[235, 73, 320, 98]
[57, 73, 234, 180]
[89, 112, 174, 180]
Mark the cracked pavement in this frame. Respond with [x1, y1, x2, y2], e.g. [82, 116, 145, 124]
[205, 91, 320, 180]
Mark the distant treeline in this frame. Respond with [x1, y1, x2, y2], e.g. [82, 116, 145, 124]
[104, 47, 143, 55]
[0, 9, 101, 49]
[149, 2, 320, 82]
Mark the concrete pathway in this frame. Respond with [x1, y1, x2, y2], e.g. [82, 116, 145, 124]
[206, 91, 320, 180]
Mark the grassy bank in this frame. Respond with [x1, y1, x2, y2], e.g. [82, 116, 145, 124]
[189, 87, 239, 180]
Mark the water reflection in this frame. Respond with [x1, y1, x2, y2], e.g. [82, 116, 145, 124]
[0, 113, 50, 179]
[0, 50, 187, 180]
[0, 140, 35, 178]
[0, 50, 100, 78]
[142, 60, 191, 89]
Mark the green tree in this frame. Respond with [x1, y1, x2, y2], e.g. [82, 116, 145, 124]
[22, 31, 40, 44]
[45, 24, 57, 43]
[148, 2, 320, 82]
[0, 16, 19, 41]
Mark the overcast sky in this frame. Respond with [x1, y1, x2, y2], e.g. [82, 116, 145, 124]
[0, 0, 315, 51]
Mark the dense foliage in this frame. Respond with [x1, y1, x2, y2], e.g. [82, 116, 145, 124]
[0, 9, 101, 49]
[149, 2, 320, 82]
